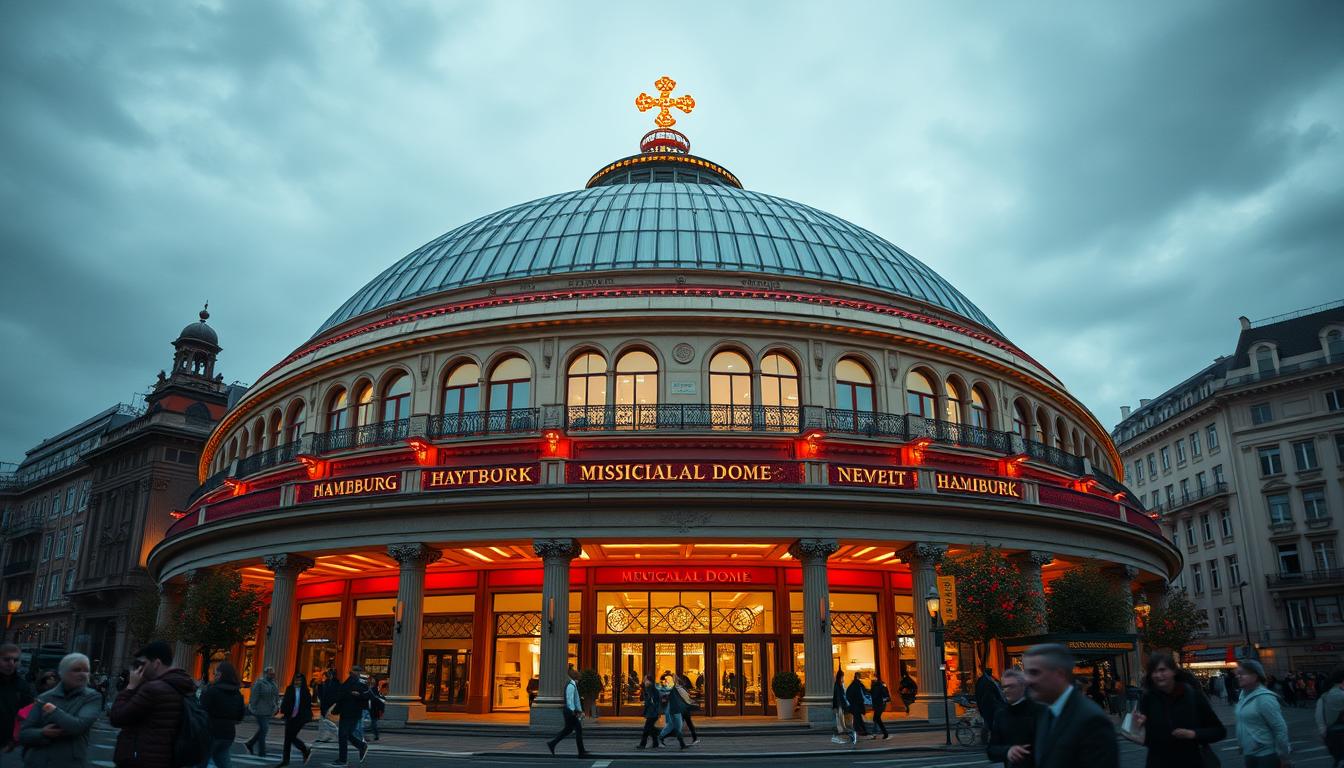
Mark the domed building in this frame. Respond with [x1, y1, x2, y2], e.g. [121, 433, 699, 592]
[150, 82, 1177, 729]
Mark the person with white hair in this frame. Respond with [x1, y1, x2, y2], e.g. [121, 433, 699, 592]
[17, 653, 103, 768]
[987, 667, 1044, 767]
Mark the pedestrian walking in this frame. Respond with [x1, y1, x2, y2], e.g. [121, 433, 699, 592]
[545, 668, 590, 757]
[330, 666, 370, 766]
[365, 680, 384, 742]
[675, 672, 700, 745]
[1316, 666, 1344, 768]
[199, 661, 246, 768]
[846, 672, 872, 741]
[987, 668, 1042, 768]
[318, 669, 340, 718]
[277, 672, 313, 767]
[830, 670, 851, 744]
[1, 643, 35, 762]
[1233, 659, 1291, 768]
[869, 674, 891, 739]
[16, 653, 101, 768]
[1022, 643, 1118, 768]
[656, 673, 689, 749]
[1130, 652, 1225, 768]
[245, 666, 281, 757]
[976, 666, 1007, 739]
[109, 641, 197, 768]
[14, 671, 58, 753]
[635, 675, 662, 749]
[897, 667, 918, 714]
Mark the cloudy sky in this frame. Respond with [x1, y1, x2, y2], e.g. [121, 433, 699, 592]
[2, 1, 1342, 463]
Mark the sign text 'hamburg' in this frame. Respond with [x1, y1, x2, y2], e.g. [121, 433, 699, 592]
[934, 471, 1023, 499]
[423, 463, 540, 491]
[295, 472, 401, 503]
[568, 461, 796, 484]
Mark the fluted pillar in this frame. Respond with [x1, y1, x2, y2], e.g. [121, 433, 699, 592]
[382, 543, 441, 726]
[529, 538, 580, 730]
[789, 538, 839, 727]
[1109, 565, 1142, 683]
[261, 555, 314, 686]
[173, 570, 201, 671]
[1012, 550, 1053, 634]
[154, 581, 183, 637]
[900, 543, 948, 722]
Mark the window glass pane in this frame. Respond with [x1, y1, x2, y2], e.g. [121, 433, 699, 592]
[492, 357, 531, 382]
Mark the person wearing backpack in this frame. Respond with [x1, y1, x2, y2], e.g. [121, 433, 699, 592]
[17, 653, 102, 768]
[198, 662, 245, 768]
[110, 641, 198, 768]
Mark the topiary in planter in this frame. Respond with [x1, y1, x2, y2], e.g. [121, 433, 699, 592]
[771, 670, 802, 700]
[576, 668, 604, 712]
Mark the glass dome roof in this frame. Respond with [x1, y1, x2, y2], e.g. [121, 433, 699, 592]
[315, 182, 999, 336]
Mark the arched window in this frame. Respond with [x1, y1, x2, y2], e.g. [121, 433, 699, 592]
[944, 378, 965, 424]
[382, 373, 412, 423]
[489, 357, 532, 422]
[835, 359, 876, 412]
[615, 350, 658, 428]
[268, 409, 282, 451]
[710, 350, 753, 429]
[1254, 346, 1275, 374]
[1034, 407, 1049, 445]
[252, 417, 266, 452]
[566, 352, 607, 426]
[905, 369, 937, 419]
[240, 427, 251, 457]
[1012, 400, 1029, 438]
[970, 386, 991, 430]
[285, 400, 306, 443]
[325, 388, 349, 432]
[354, 381, 375, 428]
[1054, 417, 1067, 451]
[442, 363, 480, 416]
[761, 353, 800, 430]
[1328, 330, 1344, 360]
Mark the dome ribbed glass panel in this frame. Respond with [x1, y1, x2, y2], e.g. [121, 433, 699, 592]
[315, 183, 998, 336]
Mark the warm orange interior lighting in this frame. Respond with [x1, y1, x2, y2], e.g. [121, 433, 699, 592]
[694, 543, 772, 549]
[461, 548, 493, 562]
[602, 543, 680, 549]
[870, 551, 896, 563]
[579, 548, 590, 560]
[489, 546, 513, 558]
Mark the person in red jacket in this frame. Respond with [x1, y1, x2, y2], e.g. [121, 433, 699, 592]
[109, 641, 197, 768]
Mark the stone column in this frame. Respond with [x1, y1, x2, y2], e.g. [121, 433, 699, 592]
[1012, 550, 1053, 634]
[900, 542, 948, 722]
[529, 538, 580, 730]
[261, 555, 314, 686]
[1110, 565, 1142, 684]
[382, 543, 442, 726]
[155, 582, 183, 637]
[789, 538, 839, 727]
[173, 570, 201, 672]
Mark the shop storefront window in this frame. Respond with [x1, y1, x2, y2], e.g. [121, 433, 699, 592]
[355, 598, 395, 679]
[790, 592, 879, 685]
[491, 592, 579, 712]
[597, 591, 774, 635]
[297, 601, 341, 684]
[421, 594, 474, 712]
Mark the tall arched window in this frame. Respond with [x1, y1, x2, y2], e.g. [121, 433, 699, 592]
[1054, 417, 1067, 451]
[285, 400, 306, 443]
[835, 359, 875, 412]
[354, 381, 375, 428]
[970, 386, 991, 429]
[566, 352, 607, 426]
[382, 373, 412, 422]
[944, 378, 966, 424]
[905, 370, 937, 419]
[1012, 400, 1029, 438]
[251, 418, 266, 452]
[268, 409, 282, 450]
[615, 350, 658, 428]
[710, 350, 753, 429]
[489, 357, 532, 429]
[442, 363, 480, 416]
[1034, 407, 1049, 445]
[761, 353, 800, 430]
[240, 427, 251, 457]
[325, 388, 348, 432]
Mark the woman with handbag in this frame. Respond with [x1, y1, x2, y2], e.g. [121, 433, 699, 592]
[1131, 652, 1225, 768]
[830, 670, 851, 744]
[277, 672, 313, 766]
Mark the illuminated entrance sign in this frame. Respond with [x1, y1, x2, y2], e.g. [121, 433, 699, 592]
[829, 464, 919, 489]
[295, 472, 401, 503]
[567, 461, 797, 484]
[423, 464, 540, 491]
[594, 566, 774, 585]
[934, 471, 1022, 499]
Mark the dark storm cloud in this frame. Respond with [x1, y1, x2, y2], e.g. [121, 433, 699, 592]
[1, 0, 1341, 464]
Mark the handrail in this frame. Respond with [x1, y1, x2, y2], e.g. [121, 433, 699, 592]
[428, 408, 540, 438]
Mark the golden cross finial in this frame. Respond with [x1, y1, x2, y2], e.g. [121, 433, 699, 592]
[635, 76, 695, 128]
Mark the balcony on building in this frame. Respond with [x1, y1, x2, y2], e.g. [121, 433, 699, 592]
[1265, 568, 1344, 589]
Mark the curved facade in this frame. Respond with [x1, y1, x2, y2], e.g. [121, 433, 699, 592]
[149, 140, 1176, 729]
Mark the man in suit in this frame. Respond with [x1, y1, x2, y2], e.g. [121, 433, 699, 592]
[332, 665, 370, 766]
[1022, 644, 1117, 768]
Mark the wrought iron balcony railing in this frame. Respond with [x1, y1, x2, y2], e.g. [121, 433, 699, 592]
[233, 440, 302, 478]
[566, 404, 800, 433]
[2, 559, 35, 577]
[1, 517, 43, 540]
[428, 408, 540, 438]
[1167, 482, 1231, 513]
[314, 418, 413, 454]
[1266, 568, 1344, 588]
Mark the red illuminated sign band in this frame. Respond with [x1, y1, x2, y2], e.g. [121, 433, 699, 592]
[568, 461, 797, 484]
[934, 471, 1022, 499]
[829, 464, 919, 489]
[423, 464, 540, 491]
[295, 472, 402, 503]
[594, 566, 774, 585]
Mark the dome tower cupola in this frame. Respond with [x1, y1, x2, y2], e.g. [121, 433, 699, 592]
[171, 303, 221, 380]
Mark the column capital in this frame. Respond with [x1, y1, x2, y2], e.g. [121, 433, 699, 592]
[897, 542, 948, 567]
[1013, 550, 1054, 568]
[387, 543, 443, 567]
[532, 538, 581, 561]
[1107, 564, 1140, 583]
[263, 554, 315, 575]
[788, 538, 839, 562]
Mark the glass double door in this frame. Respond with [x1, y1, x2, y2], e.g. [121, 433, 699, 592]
[596, 638, 773, 717]
[421, 650, 470, 711]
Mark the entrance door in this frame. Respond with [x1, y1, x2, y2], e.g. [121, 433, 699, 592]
[713, 641, 775, 715]
[421, 650, 470, 711]
[596, 641, 645, 716]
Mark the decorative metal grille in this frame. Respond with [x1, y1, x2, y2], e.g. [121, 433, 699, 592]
[566, 404, 800, 433]
[301, 620, 338, 642]
[496, 611, 542, 637]
[314, 419, 412, 453]
[895, 613, 915, 637]
[831, 611, 875, 636]
[423, 614, 473, 639]
[428, 408, 539, 438]
[357, 618, 393, 641]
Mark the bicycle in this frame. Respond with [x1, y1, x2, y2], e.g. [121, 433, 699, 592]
[950, 694, 984, 746]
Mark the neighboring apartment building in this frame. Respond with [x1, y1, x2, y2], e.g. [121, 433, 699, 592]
[1113, 301, 1344, 675]
[0, 406, 137, 650]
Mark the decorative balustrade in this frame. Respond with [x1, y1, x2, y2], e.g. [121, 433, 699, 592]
[1266, 568, 1344, 588]
[566, 404, 800, 433]
[314, 418, 413, 453]
[428, 408, 540, 438]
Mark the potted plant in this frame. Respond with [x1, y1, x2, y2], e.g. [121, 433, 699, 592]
[577, 668, 604, 719]
[771, 670, 802, 720]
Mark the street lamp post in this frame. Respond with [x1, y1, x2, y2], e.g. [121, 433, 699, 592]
[925, 586, 951, 746]
[1235, 580, 1258, 659]
[3, 600, 20, 641]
